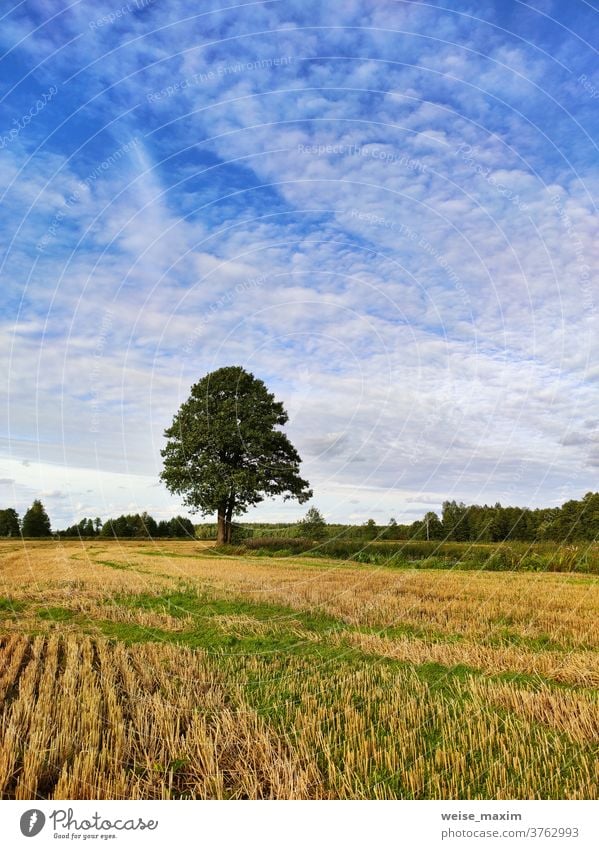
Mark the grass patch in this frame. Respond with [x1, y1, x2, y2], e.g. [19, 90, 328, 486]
[93, 613, 474, 691]
[94, 559, 132, 571]
[135, 549, 206, 559]
[114, 588, 345, 634]
[486, 628, 584, 653]
[83, 593, 593, 695]
[0, 598, 26, 614]
[36, 606, 77, 622]
[360, 621, 463, 643]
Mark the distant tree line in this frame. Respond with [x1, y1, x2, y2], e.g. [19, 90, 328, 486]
[411, 494, 599, 543]
[60, 517, 103, 537]
[0, 500, 51, 537]
[196, 494, 599, 543]
[59, 512, 195, 539]
[357, 495, 598, 542]
[98, 513, 195, 539]
[2, 494, 598, 543]
[0, 503, 195, 540]
[381, 494, 599, 542]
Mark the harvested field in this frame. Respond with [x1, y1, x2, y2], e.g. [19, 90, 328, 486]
[0, 539, 597, 799]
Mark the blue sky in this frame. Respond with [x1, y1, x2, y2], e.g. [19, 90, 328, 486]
[0, 0, 597, 528]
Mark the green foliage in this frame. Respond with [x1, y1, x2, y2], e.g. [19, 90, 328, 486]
[218, 537, 599, 574]
[361, 518, 378, 540]
[98, 513, 195, 539]
[197, 492, 599, 547]
[160, 366, 312, 543]
[21, 500, 51, 537]
[156, 516, 196, 538]
[194, 522, 218, 539]
[438, 495, 599, 543]
[0, 597, 26, 613]
[0, 508, 20, 537]
[409, 512, 445, 540]
[52, 491, 599, 547]
[229, 523, 253, 543]
[539, 492, 599, 541]
[60, 516, 100, 538]
[442, 501, 471, 541]
[298, 506, 327, 539]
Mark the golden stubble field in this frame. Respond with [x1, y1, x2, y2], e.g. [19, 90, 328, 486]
[0, 539, 597, 799]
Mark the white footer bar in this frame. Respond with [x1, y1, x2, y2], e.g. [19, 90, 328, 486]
[1, 800, 597, 849]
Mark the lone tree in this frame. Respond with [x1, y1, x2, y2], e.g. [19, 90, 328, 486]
[160, 366, 312, 544]
[298, 506, 327, 539]
[21, 500, 51, 537]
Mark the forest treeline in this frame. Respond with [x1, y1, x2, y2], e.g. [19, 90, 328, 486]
[196, 492, 599, 543]
[63, 513, 195, 539]
[1, 493, 597, 542]
[412, 494, 599, 543]
[0, 505, 194, 539]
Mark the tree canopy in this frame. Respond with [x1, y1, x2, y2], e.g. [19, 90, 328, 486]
[160, 366, 312, 543]
[298, 506, 327, 539]
[21, 500, 51, 537]
[60, 517, 100, 538]
[0, 508, 20, 537]
[98, 513, 194, 539]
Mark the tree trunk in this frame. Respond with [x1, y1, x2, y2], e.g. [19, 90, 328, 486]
[216, 505, 227, 544]
[225, 497, 234, 544]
